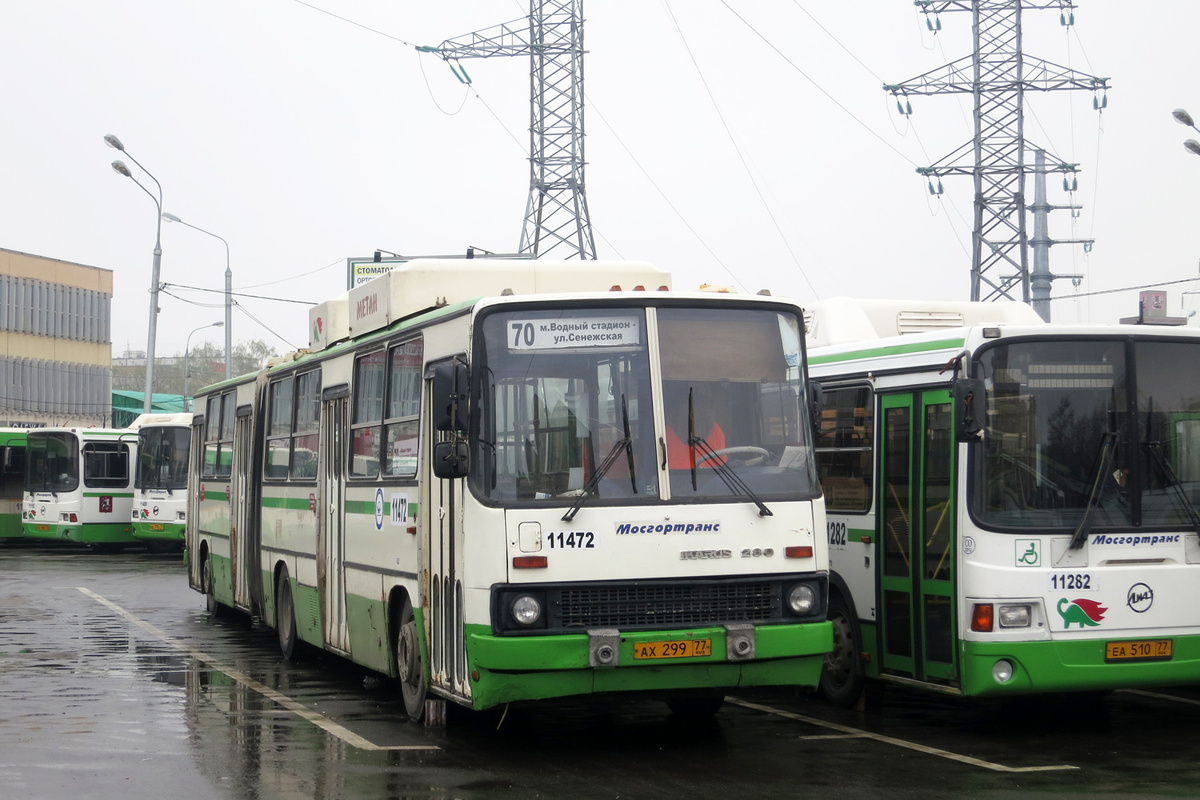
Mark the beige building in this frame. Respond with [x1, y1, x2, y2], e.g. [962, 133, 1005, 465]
[0, 248, 112, 427]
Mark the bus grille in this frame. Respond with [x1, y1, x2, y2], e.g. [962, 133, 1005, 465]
[556, 581, 776, 629]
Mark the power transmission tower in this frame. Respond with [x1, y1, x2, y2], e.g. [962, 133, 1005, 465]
[885, 1, 1108, 304]
[426, 1, 597, 260]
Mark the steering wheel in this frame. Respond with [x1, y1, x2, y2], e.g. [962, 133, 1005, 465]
[697, 446, 770, 467]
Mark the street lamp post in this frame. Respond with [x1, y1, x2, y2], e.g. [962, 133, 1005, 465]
[184, 321, 224, 410]
[1172, 108, 1200, 156]
[105, 134, 163, 414]
[161, 213, 233, 377]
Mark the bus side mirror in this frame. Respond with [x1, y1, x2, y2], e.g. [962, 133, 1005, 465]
[806, 381, 824, 437]
[432, 440, 469, 479]
[953, 378, 985, 443]
[432, 360, 469, 433]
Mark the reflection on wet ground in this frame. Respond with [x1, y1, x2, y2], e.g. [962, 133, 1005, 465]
[3, 544, 1200, 799]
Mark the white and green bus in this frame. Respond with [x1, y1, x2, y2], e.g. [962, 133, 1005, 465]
[187, 259, 831, 720]
[0, 428, 27, 541]
[133, 412, 193, 551]
[23, 425, 140, 548]
[807, 297, 1200, 704]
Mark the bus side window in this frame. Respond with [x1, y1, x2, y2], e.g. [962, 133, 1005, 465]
[814, 385, 875, 512]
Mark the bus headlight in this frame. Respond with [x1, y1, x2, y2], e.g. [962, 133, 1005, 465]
[511, 594, 543, 627]
[787, 583, 816, 615]
[998, 604, 1031, 628]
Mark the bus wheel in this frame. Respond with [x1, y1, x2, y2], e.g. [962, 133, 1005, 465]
[395, 597, 426, 721]
[820, 593, 865, 708]
[276, 568, 298, 661]
[201, 554, 224, 617]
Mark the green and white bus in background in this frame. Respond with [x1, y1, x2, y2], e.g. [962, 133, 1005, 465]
[807, 297, 1200, 704]
[23, 425, 140, 549]
[188, 259, 831, 721]
[133, 412, 193, 552]
[0, 428, 27, 541]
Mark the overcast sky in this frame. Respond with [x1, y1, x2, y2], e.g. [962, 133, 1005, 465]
[1, 1, 1198, 360]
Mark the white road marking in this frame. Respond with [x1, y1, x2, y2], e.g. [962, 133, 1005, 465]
[78, 587, 438, 752]
[1120, 688, 1200, 707]
[728, 698, 1077, 772]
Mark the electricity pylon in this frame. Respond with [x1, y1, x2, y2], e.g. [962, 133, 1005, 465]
[426, 1, 596, 260]
[885, 1, 1108, 303]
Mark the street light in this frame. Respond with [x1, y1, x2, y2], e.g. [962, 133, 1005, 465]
[106, 134, 163, 414]
[184, 321, 224, 410]
[1172, 109, 1200, 156]
[161, 212, 233, 377]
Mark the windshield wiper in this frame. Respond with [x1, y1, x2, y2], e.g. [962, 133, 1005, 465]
[1068, 431, 1117, 550]
[562, 394, 636, 522]
[683, 387, 771, 517]
[1145, 440, 1200, 534]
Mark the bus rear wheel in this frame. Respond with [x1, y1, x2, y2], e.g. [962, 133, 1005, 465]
[819, 592, 865, 708]
[201, 554, 224, 617]
[276, 567, 298, 660]
[395, 597, 426, 721]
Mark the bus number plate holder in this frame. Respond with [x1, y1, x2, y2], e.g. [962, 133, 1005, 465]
[633, 639, 712, 660]
[1105, 639, 1172, 663]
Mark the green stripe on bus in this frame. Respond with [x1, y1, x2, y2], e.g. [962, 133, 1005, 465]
[261, 496, 313, 511]
[83, 492, 134, 498]
[809, 337, 965, 365]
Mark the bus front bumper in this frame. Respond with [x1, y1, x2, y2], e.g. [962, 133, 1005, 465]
[462, 621, 833, 710]
[960, 635, 1200, 696]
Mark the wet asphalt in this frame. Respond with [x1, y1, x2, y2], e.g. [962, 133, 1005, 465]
[2, 543, 1199, 800]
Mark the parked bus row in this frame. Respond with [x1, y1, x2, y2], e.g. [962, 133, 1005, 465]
[0, 413, 193, 552]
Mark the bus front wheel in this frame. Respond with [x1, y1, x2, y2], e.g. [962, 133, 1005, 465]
[276, 567, 298, 661]
[819, 592, 865, 708]
[395, 596, 427, 721]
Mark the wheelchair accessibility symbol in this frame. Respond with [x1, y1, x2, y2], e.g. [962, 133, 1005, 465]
[1016, 539, 1041, 567]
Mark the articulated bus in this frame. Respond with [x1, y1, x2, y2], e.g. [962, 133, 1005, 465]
[133, 413, 193, 552]
[806, 297, 1200, 704]
[188, 259, 831, 720]
[0, 428, 27, 540]
[23, 425, 140, 549]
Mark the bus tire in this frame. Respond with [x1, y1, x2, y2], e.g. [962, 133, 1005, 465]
[395, 596, 427, 722]
[820, 592, 865, 708]
[201, 553, 224, 618]
[276, 567, 298, 661]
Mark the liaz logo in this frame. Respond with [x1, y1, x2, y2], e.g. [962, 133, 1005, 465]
[1057, 597, 1107, 629]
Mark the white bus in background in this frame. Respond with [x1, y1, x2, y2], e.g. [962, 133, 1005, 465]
[188, 259, 831, 722]
[24, 424, 142, 550]
[133, 412, 193, 552]
[807, 297, 1200, 705]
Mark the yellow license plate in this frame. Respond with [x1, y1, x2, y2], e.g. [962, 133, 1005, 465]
[633, 638, 712, 660]
[149, 524, 164, 531]
[1105, 639, 1172, 663]
[36, 524, 48, 531]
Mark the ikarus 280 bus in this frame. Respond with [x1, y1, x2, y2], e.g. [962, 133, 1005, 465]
[133, 412, 193, 552]
[24, 425, 140, 549]
[188, 259, 831, 721]
[807, 297, 1200, 704]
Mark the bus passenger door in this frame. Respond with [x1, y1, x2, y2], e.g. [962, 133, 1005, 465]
[231, 411, 255, 610]
[878, 390, 957, 684]
[425, 374, 469, 702]
[319, 394, 350, 654]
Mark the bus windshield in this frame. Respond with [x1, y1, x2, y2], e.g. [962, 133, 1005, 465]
[26, 432, 78, 493]
[475, 305, 818, 504]
[975, 337, 1200, 531]
[137, 427, 190, 490]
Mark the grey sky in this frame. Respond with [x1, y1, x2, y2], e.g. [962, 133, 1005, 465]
[1, 1, 1197, 360]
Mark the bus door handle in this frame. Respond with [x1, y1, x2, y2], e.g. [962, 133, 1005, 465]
[659, 437, 666, 470]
